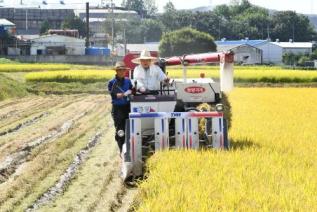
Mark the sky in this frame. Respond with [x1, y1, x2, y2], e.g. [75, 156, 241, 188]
[1, 0, 316, 15]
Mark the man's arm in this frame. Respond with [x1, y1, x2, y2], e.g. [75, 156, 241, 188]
[156, 66, 167, 82]
[108, 80, 124, 99]
[133, 66, 146, 89]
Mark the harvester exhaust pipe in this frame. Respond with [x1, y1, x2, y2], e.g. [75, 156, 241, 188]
[220, 52, 234, 93]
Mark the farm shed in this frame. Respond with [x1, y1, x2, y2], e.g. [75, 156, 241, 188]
[30, 34, 85, 56]
[256, 41, 313, 64]
[216, 40, 267, 64]
[217, 43, 262, 64]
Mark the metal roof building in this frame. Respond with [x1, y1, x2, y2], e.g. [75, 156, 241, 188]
[216, 39, 313, 64]
[215, 39, 267, 47]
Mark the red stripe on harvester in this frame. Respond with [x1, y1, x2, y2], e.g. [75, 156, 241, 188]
[131, 136, 135, 162]
[190, 112, 223, 118]
[182, 135, 185, 148]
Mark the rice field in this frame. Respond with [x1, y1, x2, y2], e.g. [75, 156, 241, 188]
[25, 66, 317, 83]
[0, 64, 71, 72]
[136, 88, 317, 211]
[25, 70, 115, 83]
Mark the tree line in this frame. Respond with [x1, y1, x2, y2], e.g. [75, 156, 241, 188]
[120, 0, 317, 43]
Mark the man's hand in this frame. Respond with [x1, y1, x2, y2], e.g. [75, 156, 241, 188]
[139, 87, 146, 93]
[116, 93, 124, 98]
[164, 77, 170, 83]
[124, 90, 132, 96]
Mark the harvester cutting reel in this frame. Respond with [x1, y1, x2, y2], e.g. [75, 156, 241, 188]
[121, 110, 229, 180]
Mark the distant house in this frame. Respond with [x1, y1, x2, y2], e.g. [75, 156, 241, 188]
[216, 42, 262, 64]
[30, 34, 85, 55]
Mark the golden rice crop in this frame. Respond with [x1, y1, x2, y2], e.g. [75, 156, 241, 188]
[168, 67, 317, 83]
[25, 70, 115, 83]
[25, 66, 317, 83]
[137, 88, 317, 211]
[0, 64, 71, 72]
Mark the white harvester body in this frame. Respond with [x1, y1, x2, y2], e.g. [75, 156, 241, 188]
[121, 52, 234, 180]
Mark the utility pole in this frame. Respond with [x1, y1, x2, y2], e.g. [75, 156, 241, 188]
[86, 2, 90, 48]
[123, 26, 127, 55]
[111, 0, 115, 53]
[267, 23, 270, 40]
[218, 18, 221, 40]
[25, 9, 28, 32]
[292, 22, 295, 42]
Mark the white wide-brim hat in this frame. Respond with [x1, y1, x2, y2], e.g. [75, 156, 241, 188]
[131, 49, 158, 64]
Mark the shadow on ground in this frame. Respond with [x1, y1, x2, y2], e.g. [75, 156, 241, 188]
[229, 138, 261, 150]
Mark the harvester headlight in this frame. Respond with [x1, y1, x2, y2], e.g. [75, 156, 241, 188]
[215, 104, 224, 112]
[117, 130, 125, 137]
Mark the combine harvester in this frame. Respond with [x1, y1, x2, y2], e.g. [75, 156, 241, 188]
[121, 52, 234, 181]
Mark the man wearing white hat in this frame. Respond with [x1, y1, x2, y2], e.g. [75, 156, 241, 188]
[132, 49, 168, 92]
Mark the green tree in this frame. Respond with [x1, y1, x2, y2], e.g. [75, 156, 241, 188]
[229, 0, 252, 16]
[192, 12, 222, 40]
[124, 19, 143, 43]
[141, 19, 164, 42]
[159, 1, 178, 31]
[159, 27, 216, 57]
[40, 20, 51, 34]
[271, 11, 317, 42]
[143, 0, 158, 17]
[122, 0, 145, 17]
[282, 52, 302, 66]
[121, 18, 163, 43]
[298, 55, 310, 66]
[61, 15, 86, 37]
[213, 4, 231, 19]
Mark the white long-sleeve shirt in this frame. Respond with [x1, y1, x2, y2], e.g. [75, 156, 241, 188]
[133, 64, 167, 90]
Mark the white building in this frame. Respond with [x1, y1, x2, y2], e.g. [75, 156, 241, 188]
[256, 41, 313, 64]
[216, 39, 313, 64]
[30, 34, 85, 55]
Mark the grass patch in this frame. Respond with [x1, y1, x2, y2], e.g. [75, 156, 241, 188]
[0, 58, 18, 64]
[27, 82, 107, 95]
[0, 74, 28, 101]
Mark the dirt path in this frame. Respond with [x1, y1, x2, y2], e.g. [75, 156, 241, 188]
[0, 95, 138, 212]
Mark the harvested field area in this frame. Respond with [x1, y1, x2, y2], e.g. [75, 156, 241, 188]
[0, 95, 137, 211]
